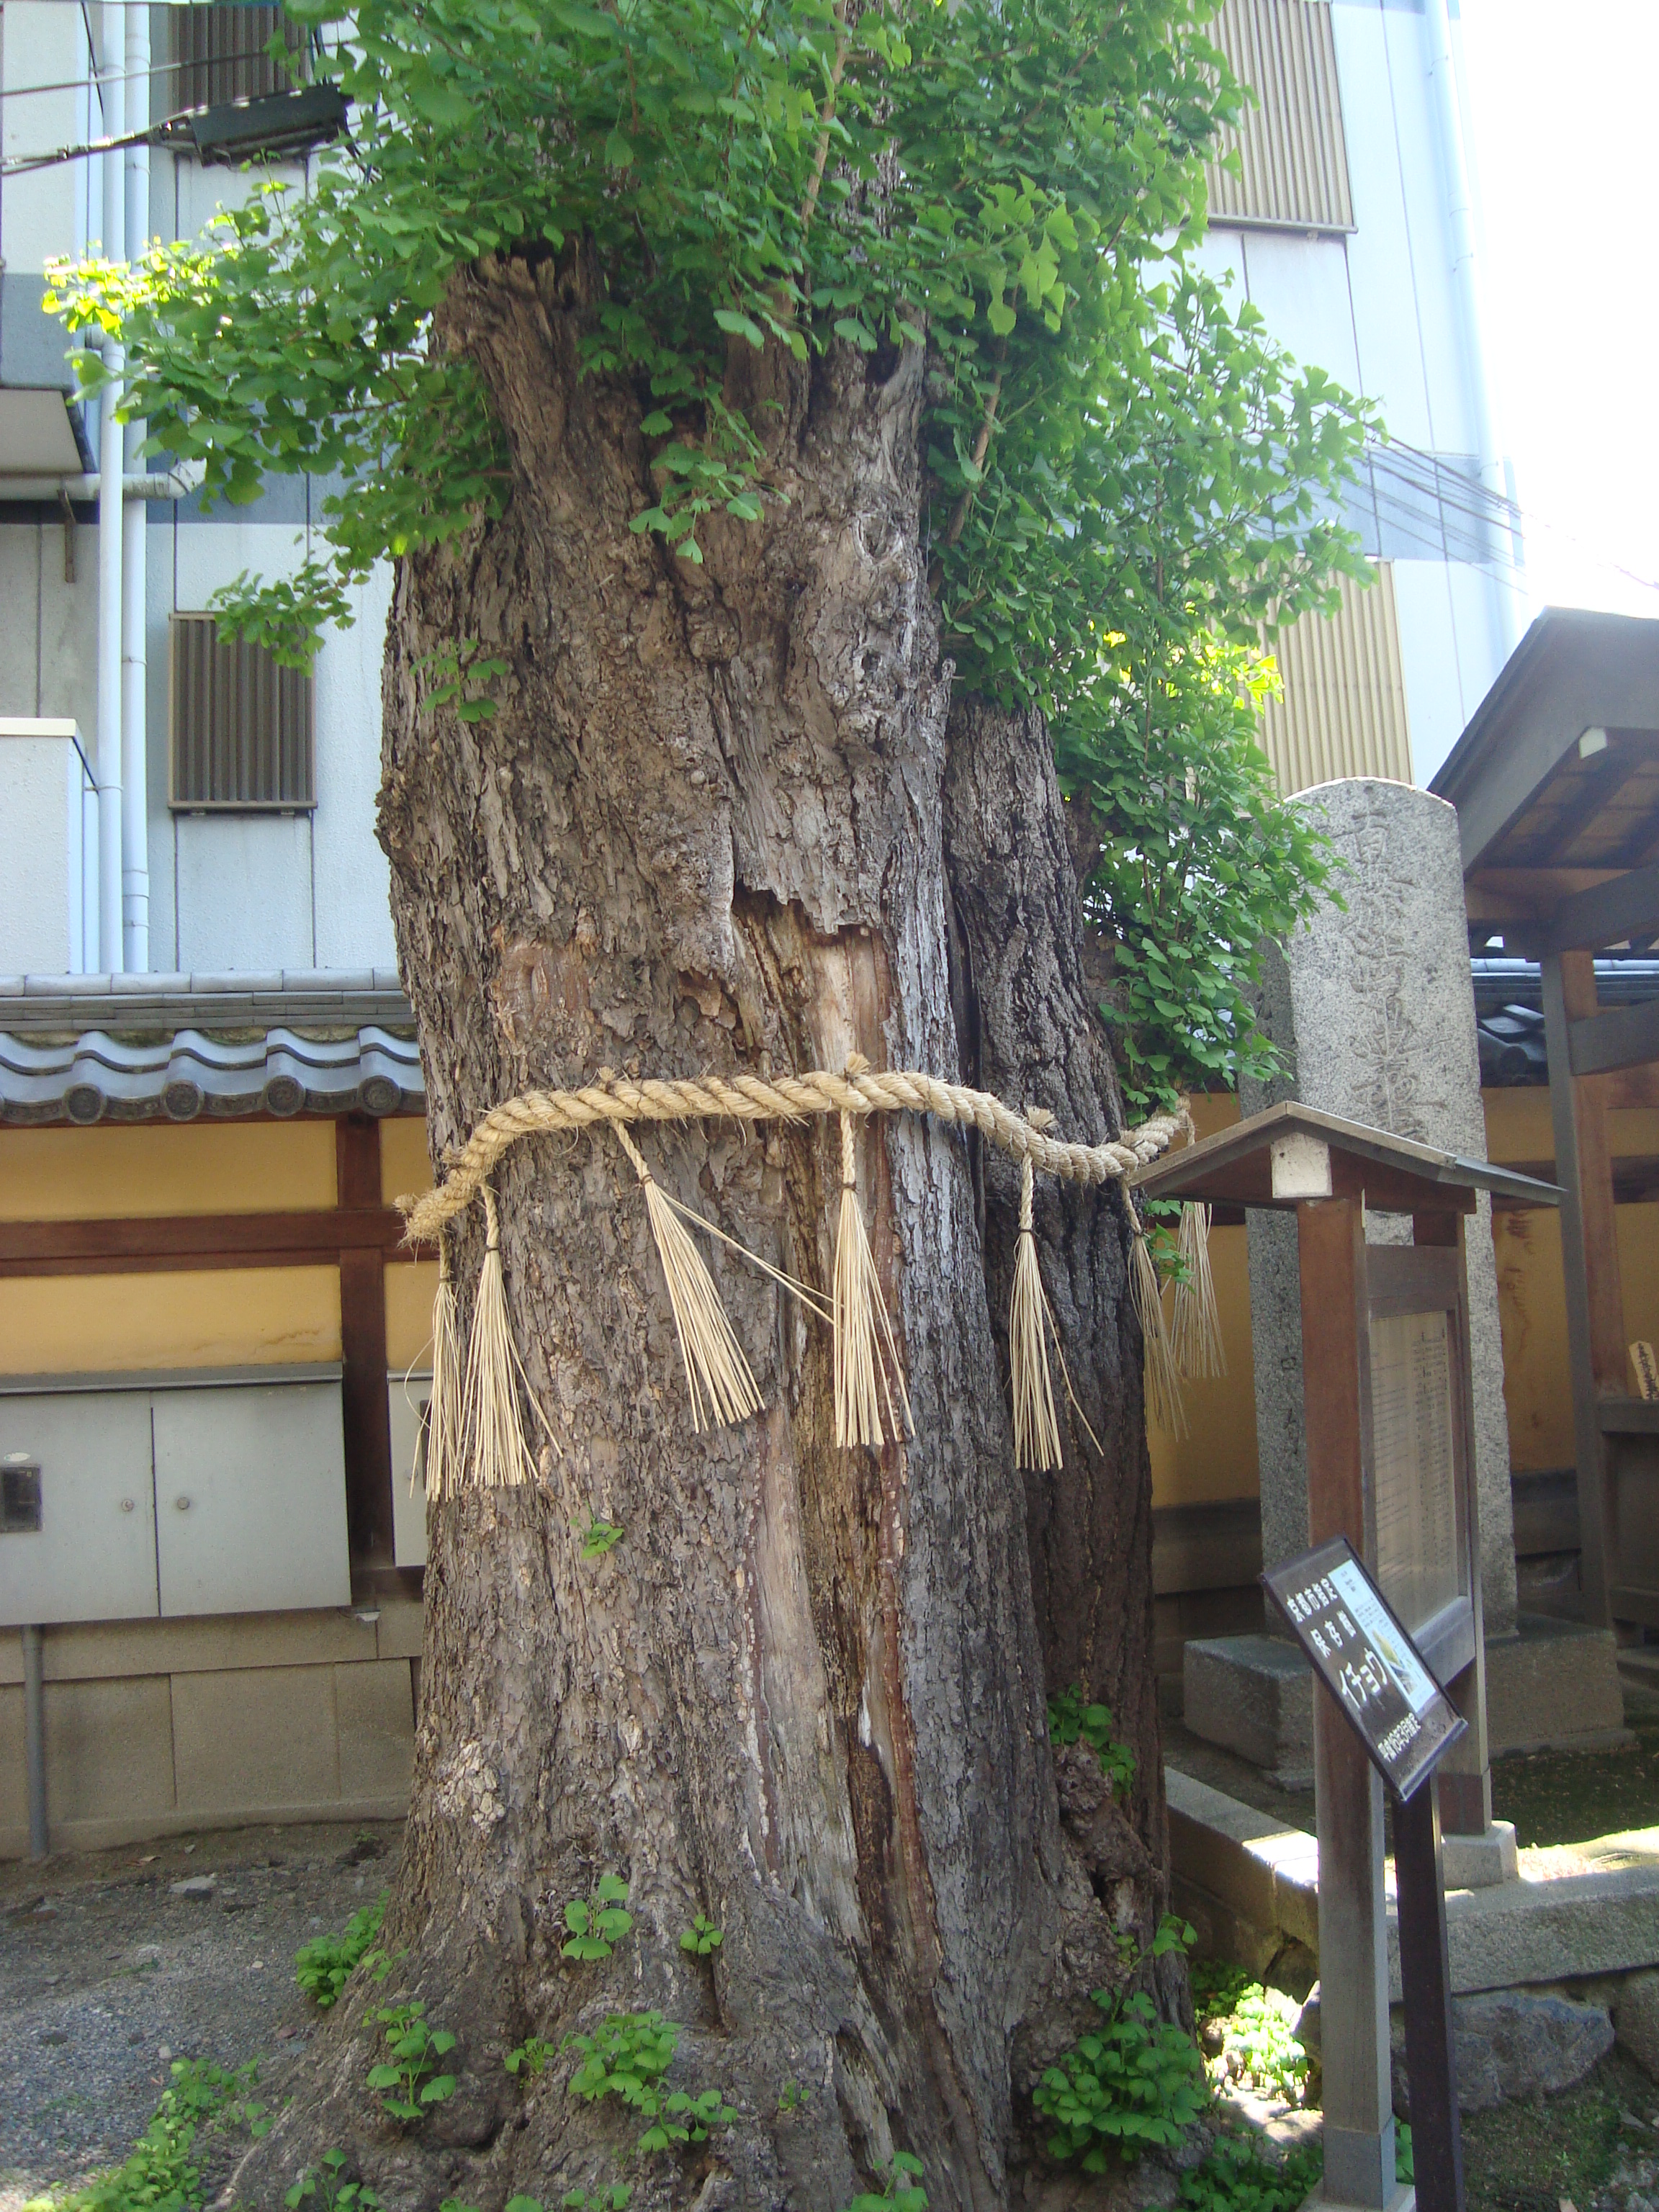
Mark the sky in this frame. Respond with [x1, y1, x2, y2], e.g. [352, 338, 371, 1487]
[1460, 1, 1659, 620]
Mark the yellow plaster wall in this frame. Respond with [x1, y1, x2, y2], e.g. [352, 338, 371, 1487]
[0, 1122, 337, 1220]
[385, 1261, 440, 1372]
[1148, 1221, 1260, 1506]
[1492, 1204, 1659, 1471]
[1147, 1092, 1262, 1506]
[0, 1268, 342, 1375]
[380, 1118, 434, 1208]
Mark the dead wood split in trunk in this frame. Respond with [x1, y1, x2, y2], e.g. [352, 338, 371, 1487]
[227, 255, 1171, 2212]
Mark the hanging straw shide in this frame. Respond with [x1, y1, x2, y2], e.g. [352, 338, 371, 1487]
[615, 1123, 762, 1431]
[1131, 1219, 1185, 1440]
[1009, 1154, 1064, 1473]
[460, 1184, 549, 1488]
[831, 1084, 914, 1452]
[421, 1231, 465, 1500]
[1170, 1200, 1226, 1382]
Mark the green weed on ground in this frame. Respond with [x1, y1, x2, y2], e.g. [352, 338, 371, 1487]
[21, 2059, 267, 2212]
[295, 1892, 388, 2008]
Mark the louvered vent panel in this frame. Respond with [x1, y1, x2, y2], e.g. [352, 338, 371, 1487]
[169, 614, 315, 810]
[1205, 0, 1354, 233]
[171, 4, 307, 112]
[1256, 565, 1413, 795]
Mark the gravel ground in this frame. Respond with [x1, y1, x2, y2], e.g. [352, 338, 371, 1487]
[0, 1817, 405, 2210]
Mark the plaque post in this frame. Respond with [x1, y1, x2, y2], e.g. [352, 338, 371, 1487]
[1394, 1775, 1466, 2212]
[1298, 1192, 1406, 2212]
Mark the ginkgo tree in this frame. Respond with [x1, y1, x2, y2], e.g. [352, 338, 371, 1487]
[55, 0, 1367, 2200]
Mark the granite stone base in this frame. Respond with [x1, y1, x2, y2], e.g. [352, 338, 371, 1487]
[1182, 1614, 1629, 1784]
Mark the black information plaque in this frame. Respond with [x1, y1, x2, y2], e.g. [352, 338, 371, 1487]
[1262, 1535, 1466, 1801]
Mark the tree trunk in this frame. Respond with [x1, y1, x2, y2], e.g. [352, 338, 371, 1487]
[230, 255, 1167, 2212]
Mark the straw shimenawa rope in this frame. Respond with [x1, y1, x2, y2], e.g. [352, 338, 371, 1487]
[1009, 1153, 1064, 1473]
[403, 1064, 1187, 1477]
[400, 1066, 1184, 1246]
[612, 1120, 763, 1432]
[832, 1100, 913, 1449]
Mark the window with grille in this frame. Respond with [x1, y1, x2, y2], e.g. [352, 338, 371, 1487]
[1205, 0, 1354, 234]
[169, 613, 316, 811]
[168, 4, 308, 114]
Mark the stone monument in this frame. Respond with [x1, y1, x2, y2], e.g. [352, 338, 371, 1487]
[1184, 778, 1625, 1822]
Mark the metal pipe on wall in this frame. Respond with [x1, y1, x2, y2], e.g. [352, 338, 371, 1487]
[95, 0, 127, 973]
[121, 0, 151, 973]
[22, 1625, 48, 1859]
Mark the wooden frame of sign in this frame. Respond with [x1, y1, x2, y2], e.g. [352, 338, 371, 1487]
[1133, 1102, 1561, 2212]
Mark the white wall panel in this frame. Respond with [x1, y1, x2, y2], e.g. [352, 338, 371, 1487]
[1329, 2, 1436, 449]
[1, 3, 91, 271]
[0, 531, 42, 719]
[0, 1392, 159, 1627]
[1390, 557, 1470, 787]
[387, 1374, 429, 1570]
[174, 810, 314, 969]
[1442, 557, 1513, 745]
[37, 529, 103, 739]
[1377, 6, 1475, 457]
[313, 564, 397, 968]
[1187, 227, 1250, 320]
[1239, 230, 1361, 392]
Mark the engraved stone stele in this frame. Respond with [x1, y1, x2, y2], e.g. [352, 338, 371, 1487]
[1182, 777, 1626, 1774]
[1241, 775, 1517, 1640]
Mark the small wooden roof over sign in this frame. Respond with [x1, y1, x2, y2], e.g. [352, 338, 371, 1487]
[1131, 1101, 1562, 1217]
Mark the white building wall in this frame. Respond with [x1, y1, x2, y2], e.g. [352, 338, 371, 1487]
[1205, 0, 1529, 788]
[0, 8, 399, 982]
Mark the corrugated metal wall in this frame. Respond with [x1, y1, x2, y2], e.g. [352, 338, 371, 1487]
[168, 4, 308, 113]
[1256, 565, 1413, 793]
[169, 614, 315, 811]
[1205, 0, 1354, 233]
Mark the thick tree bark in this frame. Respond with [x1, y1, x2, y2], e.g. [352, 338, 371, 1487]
[230, 256, 1166, 2212]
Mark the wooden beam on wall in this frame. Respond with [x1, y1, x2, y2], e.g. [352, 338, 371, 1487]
[0, 1208, 414, 1277]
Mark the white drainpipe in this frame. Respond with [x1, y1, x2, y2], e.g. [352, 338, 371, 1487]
[121, 0, 151, 971]
[95, 0, 126, 972]
[1423, 0, 1520, 657]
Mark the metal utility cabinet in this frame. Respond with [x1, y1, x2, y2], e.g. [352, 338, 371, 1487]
[0, 1366, 351, 1627]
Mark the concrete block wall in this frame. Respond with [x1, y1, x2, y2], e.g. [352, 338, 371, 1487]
[0, 1599, 420, 1856]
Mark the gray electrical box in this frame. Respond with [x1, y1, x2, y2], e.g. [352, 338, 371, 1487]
[0, 1369, 350, 1627]
[153, 1381, 351, 1615]
[0, 1392, 160, 1625]
[387, 1373, 431, 1570]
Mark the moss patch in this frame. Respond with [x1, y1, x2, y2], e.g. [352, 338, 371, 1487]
[1461, 2051, 1659, 2212]
[1489, 1714, 1659, 1850]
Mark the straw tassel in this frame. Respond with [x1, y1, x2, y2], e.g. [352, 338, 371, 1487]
[422, 1233, 465, 1500]
[1131, 1221, 1186, 1439]
[1170, 1200, 1226, 1382]
[460, 1184, 542, 1488]
[1010, 1154, 1064, 1473]
[615, 1123, 762, 1431]
[832, 1102, 913, 1449]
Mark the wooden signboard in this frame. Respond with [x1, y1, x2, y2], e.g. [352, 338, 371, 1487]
[1263, 1537, 1465, 1800]
[1132, 1102, 1561, 2212]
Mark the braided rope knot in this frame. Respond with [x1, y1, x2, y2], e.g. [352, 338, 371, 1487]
[398, 1064, 1184, 1245]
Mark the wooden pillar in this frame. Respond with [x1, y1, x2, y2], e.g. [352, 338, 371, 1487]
[1411, 1210, 1490, 1838]
[1541, 949, 1623, 1627]
[1300, 1195, 1399, 2211]
[337, 1114, 395, 1573]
